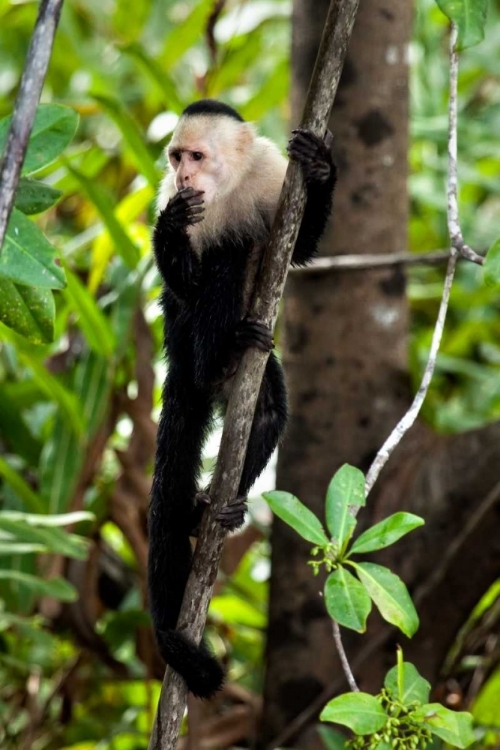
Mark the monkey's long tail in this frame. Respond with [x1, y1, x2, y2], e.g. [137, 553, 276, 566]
[148, 379, 223, 698]
[147, 522, 224, 698]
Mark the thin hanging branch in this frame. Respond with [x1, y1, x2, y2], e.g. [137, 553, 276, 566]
[0, 0, 64, 254]
[148, 1, 360, 747]
[364, 22, 467, 498]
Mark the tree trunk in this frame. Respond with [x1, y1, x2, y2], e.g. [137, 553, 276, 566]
[260, 0, 411, 745]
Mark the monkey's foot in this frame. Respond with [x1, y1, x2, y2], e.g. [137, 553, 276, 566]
[287, 128, 335, 184]
[216, 496, 247, 531]
[234, 318, 274, 353]
[190, 491, 212, 536]
[162, 186, 205, 230]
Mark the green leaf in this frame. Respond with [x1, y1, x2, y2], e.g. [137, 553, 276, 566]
[263, 491, 329, 546]
[483, 238, 500, 288]
[326, 464, 365, 546]
[63, 267, 116, 357]
[0, 277, 54, 343]
[66, 165, 140, 269]
[1, 208, 66, 289]
[435, 0, 488, 50]
[320, 693, 387, 735]
[15, 178, 63, 215]
[0, 517, 89, 560]
[0, 104, 79, 175]
[0, 510, 94, 526]
[384, 662, 430, 704]
[352, 562, 419, 638]
[0, 455, 45, 513]
[0, 542, 46, 555]
[413, 704, 475, 748]
[0, 570, 77, 602]
[92, 94, 159, 189]
[325, 567, 372, 632]
[350, 513, 424, 555]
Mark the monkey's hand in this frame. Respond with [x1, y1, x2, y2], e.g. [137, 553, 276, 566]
[192, 490, 247, 533]
[233, 318, 274, 353]
[287, 128, 335, 184]
[161, 186, 205, 231]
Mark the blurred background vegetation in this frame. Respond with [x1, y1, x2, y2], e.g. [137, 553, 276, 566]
[0, 0, 499, 748]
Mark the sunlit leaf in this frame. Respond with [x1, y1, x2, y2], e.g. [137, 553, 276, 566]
[0, 104, 78, 175]
[483, 238, 500, 288]
[320, 693, 387, 734]
[1, 208, 66, 289]
[0, 277, 54, 343]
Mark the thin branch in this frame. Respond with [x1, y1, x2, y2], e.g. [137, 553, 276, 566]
[148, 1, 360, 747]
[332, 621, 359, 692]
[0, 0, 64, 253]
[289, 247, 484, 274]
[364, 22, 463, 499]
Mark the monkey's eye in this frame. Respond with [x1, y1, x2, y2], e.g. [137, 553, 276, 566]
[170, 151, 181, 163]
[192, 152, 203, 161]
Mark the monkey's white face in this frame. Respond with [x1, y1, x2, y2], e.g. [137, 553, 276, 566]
[168, 144, 225, 204]
[166, 114, 254, 206]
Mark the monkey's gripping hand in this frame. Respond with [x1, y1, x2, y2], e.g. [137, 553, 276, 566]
[287, 128, 335, 184]
[162, 186, 205, 230]
[287, 128, 337, 266]
[153, 187, 205, 299]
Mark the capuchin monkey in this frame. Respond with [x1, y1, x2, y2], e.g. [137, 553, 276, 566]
[149, 99, 336, 698]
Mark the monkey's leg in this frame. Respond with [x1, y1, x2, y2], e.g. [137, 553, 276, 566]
[217, 352, 288, 530]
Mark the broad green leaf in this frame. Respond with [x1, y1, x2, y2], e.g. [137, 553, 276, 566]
[320, 693, 387, 734]
[66, 165, 140, 269]
[263, 491, 329, 546]
[326, 464, 365, 545]
[435, 0, 488, 50]
[350, 513, 424, 555]
[92, 94, 159, 188]
[1, 208, 66, 289]
[384, 662, 430, 704]
[0, 456, 45, 513]
[325, 567, 372, 632]
[0, 277, 54, 343]
[352, 562, 419, 638]
[483, 238, 500, 288]
[15, 178, 63, 215]
[413, 704, 475, 748]
[63, 267, 116, 357]
[0, 104, 78, 175]
[0, 570, 77, 602]
[0, 517, 89, 559]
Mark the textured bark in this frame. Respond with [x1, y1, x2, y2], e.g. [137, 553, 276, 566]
[260, 0, 412, 746]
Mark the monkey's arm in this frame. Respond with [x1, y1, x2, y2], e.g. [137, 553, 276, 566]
[153, 187, 203, 300]
[288, 129, 337, 266]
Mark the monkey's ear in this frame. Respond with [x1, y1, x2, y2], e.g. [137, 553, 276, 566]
[236, 122, 256, 154]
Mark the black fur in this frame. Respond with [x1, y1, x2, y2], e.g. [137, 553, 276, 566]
[149, 119, 336, 698]
[182, 99, 244, 123]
